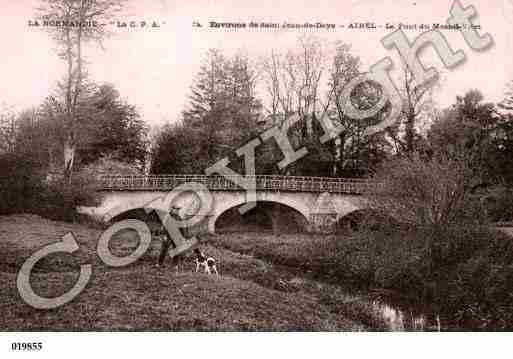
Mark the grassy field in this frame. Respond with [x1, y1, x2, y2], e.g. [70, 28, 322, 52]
[0, 214, 390, 331]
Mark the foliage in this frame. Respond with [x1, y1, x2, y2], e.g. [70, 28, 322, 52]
[39, 176, 100, 222]
[428, 90, 499, 185]
[327, 42, 391, 176]
[259, 38, 391, 177]
[183, 49, 261, 168]
[0, 107, 17, 153]
[0, 151, 99, 222]
[74, 83, 148, 168]
[369, 153, 483, 228]
[385, 65, 438, 155]
[36, 0, 127, 179]
[80, 154, 143, 179]
[0, 153, 46, 215]
[482, 185, 513, 222]
[485, 113, 513, 185]
[3, 82, 148, 175]
[11, 108, 55, 168]
[425, 88, 513, 212]
[214, 227, 513, 330]
[151, 49, 261, 174]
[153, 41, 393, 177]
[151, 121, 202, 174]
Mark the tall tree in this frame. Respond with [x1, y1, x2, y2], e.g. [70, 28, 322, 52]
[487, 81, 513, 184]
[261, 37, 330, 175]
[428, 90, 498, 187]
[27, 82, 147, 173]
[181, 49, 261, 171]
[151, 122, 200, 174]
[36, 0, 125, 181]
[261, 38, 391, 177]
[486, 113, 513, 185]
[387, 64, 437, 155]
[152, 49, 262, 175]
[13, 108, 53, 166]
[261, 36, 326, 137]
[77, 83, 148, 168]
[323, 41, 391, 177]
[326, 41, 382, 177]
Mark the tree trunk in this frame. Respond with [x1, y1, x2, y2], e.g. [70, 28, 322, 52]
[333, 133, 345, 176]
[63, 135, 75, 183]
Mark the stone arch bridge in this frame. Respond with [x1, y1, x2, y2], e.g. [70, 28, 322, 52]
[79, 175, 375, 233]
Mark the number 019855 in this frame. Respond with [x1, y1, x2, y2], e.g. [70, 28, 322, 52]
[11, 342, 43, 351]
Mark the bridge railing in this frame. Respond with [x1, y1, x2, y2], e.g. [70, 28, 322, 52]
[98, 175, 374, 194]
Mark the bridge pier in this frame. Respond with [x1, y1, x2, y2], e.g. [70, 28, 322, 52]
[309, 192, 339, 234]
[308, 214, 338, 234]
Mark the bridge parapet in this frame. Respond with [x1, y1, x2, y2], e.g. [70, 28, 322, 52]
[98, 175, 374, 194]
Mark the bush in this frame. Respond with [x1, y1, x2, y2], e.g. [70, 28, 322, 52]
[0, 152, 100, 222]
[442, 256, 513, 330]
[214, 227, 513, 329]
[80, 155, 142, 179]
[483, 185, 513, 222]
[37, 177, 100, 222]
[368, 153, 487, 227]
[340, 226, 513, 330]
[0, 153, 46, 215]
[357, 153, 513, 328]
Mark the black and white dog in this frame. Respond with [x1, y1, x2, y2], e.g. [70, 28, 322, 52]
[193, 248, 218, 275]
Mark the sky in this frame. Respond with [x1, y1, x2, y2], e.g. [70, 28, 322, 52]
[1, 0, 512, 128]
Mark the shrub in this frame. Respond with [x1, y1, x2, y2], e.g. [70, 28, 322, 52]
[0, 153, 46, 215]
[368, 153, 483, 227]
[343, 226, 513, 330]
[215, 227, 513, 329]
[80, 154, 142, 179]
[483, 185, 513, 222]
[38, 176, 100, 222]
[442, 255, 513, 330]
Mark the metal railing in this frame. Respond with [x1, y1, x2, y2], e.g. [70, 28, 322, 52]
[98, 175, 373, 194]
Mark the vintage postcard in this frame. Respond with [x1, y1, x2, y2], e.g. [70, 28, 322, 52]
[1, 0, 512, 357]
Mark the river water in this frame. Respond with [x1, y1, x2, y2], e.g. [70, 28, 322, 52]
[268, 262, 442, 331]
[372, 301, 441, 331]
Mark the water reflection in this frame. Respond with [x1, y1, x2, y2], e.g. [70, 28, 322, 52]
[373, 301, 439, 331]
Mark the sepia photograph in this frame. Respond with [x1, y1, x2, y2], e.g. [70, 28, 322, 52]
[1, 0, 513, 355]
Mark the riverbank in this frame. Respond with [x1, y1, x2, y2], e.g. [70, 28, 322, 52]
[3, 214, 511, 330]
[0, 214, 378, 331]
[212, 227, 513, 330]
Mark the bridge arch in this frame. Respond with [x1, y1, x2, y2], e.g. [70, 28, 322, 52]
[208, 192, 311, 233]
[104, 203, 151, 223]
[335, 208, 398, 232]
[97, 191, 180, 223]
[214, 200, 308, 233]
[95, 191, 313, 233]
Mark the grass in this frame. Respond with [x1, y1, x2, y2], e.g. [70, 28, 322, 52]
[2, 212, 512, 330]
[0, 270, 352, 331]
[0, 214, 380, 331]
